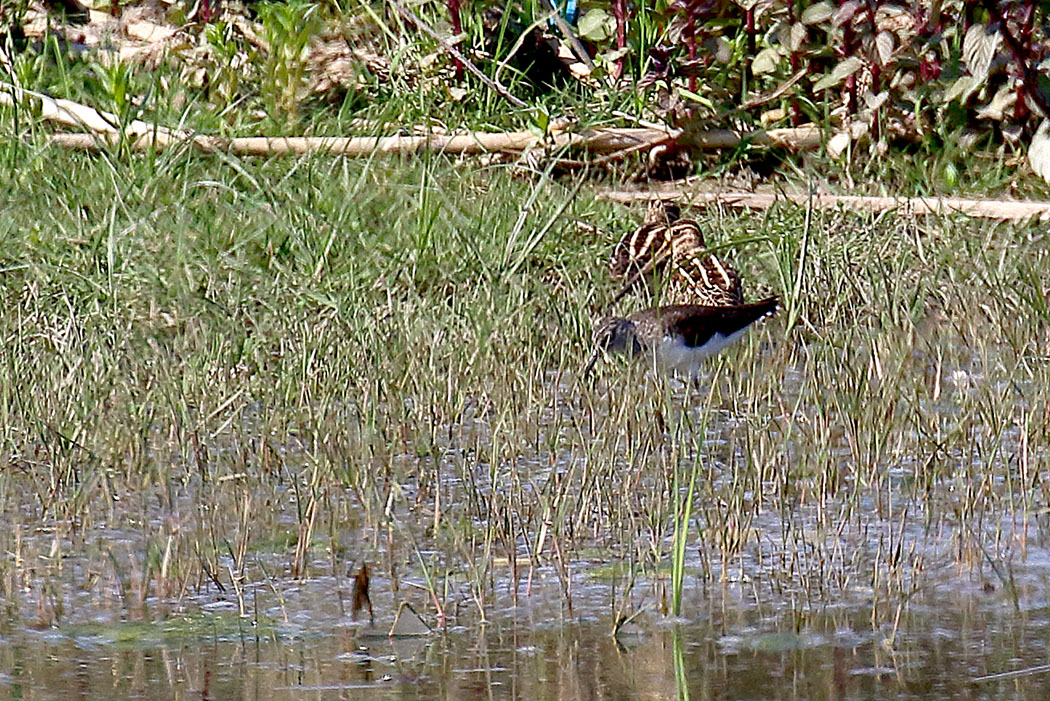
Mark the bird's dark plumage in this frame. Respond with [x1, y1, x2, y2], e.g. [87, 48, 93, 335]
[648, 297, 778, 348]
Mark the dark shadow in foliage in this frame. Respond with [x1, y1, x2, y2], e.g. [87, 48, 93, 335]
[482, 8, 576, 94]
[42, 0, 89, 24]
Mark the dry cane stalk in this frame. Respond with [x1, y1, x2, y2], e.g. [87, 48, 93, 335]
[600, 189, 1050, 221]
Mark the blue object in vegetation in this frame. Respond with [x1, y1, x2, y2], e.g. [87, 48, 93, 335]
[546, 0, 579, 28]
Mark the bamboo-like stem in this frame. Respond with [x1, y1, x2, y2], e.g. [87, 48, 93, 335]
[600, 189, 1050, 221]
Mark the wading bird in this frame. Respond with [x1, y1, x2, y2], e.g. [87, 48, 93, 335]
[581, 297, 778, 379]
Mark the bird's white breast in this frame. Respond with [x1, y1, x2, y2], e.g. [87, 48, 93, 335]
[654, 328, 749, 376]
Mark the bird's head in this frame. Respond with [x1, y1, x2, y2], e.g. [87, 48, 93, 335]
[580, 316, 642, 379]
[593, 317, 641, 353]
[645, 199, 681, 225]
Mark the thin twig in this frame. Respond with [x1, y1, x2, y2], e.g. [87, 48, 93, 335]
[611, 110, 675, 130]
[46, 125, 684, 158]
[973, 664, 1050, 683]
[540, 0, 594, 70]
[743, 68, 808, 109]
[591, 132, 677, 165]
[551, 129, 678, 168]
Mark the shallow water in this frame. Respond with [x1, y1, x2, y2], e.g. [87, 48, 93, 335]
[6, 455, 1050, 700]
[6, 343, 1050, 699]
[5, 584, 1050, 699]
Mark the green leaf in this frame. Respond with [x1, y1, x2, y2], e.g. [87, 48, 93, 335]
[942, 162, 959, 189]
[788, 22, 807, 52]
[677, 87, 715, 109]
[827, 130, 851, 158]
[875, 31, 894, 65]
[863, 91, 888, 111]
[776, 21, 792, 51]
[832, 0, 860, 27]
[976, 84, 1015, 121]
[532, 107, 550, 133]
[599, 47, 630, 64]
[752, 47, 781, 75]
[801, 1, 835, 25]
[813, 56, 863, 91]
[963, 23, 1000, 80]
[711, 36, 731, 64]
[578, 9, 612, 42]
[942, 75, 979, 104]
[1029, 120, 1050, 184]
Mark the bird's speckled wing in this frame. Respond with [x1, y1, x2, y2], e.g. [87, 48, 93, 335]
[661, 220, 743, 307]
[609, 222, 670, 279]
[667, 253, 744, 306]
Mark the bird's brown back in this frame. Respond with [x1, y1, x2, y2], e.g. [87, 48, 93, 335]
[609, 203, 743, 308]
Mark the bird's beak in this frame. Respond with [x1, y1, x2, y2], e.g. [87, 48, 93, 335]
[580, 346, 602, 381]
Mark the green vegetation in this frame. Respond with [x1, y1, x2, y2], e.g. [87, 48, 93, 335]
[3, 0, 1050, 696]
[7, 1, 1050, 190]
[1, 138, 1048, 630]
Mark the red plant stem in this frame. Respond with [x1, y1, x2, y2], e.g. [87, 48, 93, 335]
[1012, 1, 1037, 120]
[745, 7, 755, 55]
[869, 0, 881, 141]
[612, 0, 626, 49]
[447, 0, 464, 80]
[840, 0, 859, 113]
[1021, 0, 1036, 43]
[745, 6, 755, 88]
[787, 3, 802, 125]
[612, 0, 627, 77]
[1015, 1, 1035, 121]
[870, 0, 881, 93]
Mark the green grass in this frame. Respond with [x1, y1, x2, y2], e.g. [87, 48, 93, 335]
[4, 15, 1050, 652]
[6, 5, 1050, 698]
[2, 124, 1049, 637]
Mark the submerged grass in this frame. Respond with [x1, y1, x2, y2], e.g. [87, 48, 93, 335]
[2, 119, 1050, 653]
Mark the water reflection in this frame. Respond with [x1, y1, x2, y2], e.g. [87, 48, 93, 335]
[3, 596, 1050, 699]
